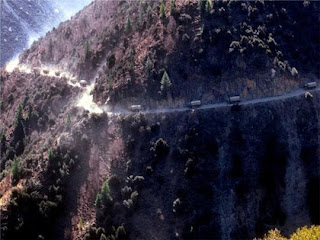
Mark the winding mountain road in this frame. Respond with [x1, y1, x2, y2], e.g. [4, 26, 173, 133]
[106, 86, 319, 116]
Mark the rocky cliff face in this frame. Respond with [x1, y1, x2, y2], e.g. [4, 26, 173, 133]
[0, 1, 319, 240]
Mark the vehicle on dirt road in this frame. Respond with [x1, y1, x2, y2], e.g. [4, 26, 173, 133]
[229, 95, 241, 104]
[304, 82, 317, 89]
[130, 105, 142, 112]
[190, 100, 202, 107]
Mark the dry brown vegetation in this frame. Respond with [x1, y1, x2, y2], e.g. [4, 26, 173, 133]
[0, 1, 319, 240]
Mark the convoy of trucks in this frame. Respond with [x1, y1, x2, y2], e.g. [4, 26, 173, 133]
[69, 78, 317, 112]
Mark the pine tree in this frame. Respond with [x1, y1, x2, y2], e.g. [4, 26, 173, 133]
[125, 17, 132, 33]
[145, 56, 152, 72]
[160, 70, 172, 94]
[14, 103, 23, 126]
[11, 156, 20, 185]
[95, 193, 102, 207]
[116, 226, 127, 240]
[48, 149, 53, 160]
[159, 0, 166, 19]
[205, 0, 212, 14]
[100, 233, 107, 240]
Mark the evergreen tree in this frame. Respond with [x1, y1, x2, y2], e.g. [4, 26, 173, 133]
[125, 17, 132, 33]
[95, 193, 102, 207]
[48, 149, 53, 161]
[145, 56, 152, 72]
[159, 0, 166, 19]
[116, 226, 127, 240]
[14, 103, 23, 126]
[160, 70, 172, 95]
[100, 233, 107, 240]
[205, 0, 212, 14]
[11, 156, 20, 185]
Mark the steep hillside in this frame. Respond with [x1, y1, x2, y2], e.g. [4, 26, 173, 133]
[0, 1, 319, 240]
[19, 0, 319, 107]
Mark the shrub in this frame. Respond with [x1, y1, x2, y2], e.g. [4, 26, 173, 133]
[256, 225, 320, 240]
[291, 225, 320, 240]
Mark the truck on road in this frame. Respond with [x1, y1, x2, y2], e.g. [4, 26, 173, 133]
[229, 96, 241, 104]
[130, 105, 142, 112]
[304, 82, 317, 89]
[190, 100, 201, 107]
